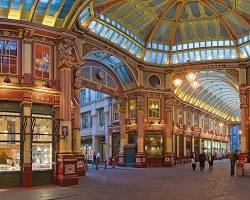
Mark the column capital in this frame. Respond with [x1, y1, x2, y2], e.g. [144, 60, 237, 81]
[58, 38, 78, 69]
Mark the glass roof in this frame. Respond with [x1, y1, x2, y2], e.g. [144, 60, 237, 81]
[0, 0, 76, 27]
[174, 71, 240, 121]
[79, 0, 250, 65]
[85, 52, 136, 86]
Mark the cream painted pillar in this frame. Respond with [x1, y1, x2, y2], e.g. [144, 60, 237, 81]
[199, 138, 202, 153]
[22, 102, 32, 187]
[59, 66, 73, 153]
[192, 137, 195, 153]
[172, 134, 176, 154]
[211, 139, 214, 155]
[72, 88, 81, 154]
[164, 104, 173, 154]
[183, 136, 187, 157]
[176, 135, 180, 157]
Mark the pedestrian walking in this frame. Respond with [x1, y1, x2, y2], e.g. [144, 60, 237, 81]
[229, 151, 239, 176]
[96, 152, 100, 164]
[191, 155, 196, 171]
[208, 154, 214, 172]
[92, 152, 96, 165]
[199, 151, 206, 171]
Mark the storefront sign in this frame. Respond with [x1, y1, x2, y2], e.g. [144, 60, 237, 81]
[65, 164, 75, 175]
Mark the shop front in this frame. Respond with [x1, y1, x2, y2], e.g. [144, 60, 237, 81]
[81, 138, 93, 163]
[144, 132, 163, 167]
[0, 101, 21, 187]
[31, 104, 54, 186]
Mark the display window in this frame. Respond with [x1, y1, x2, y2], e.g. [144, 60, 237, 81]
[194, 113, 199, 127]
[179, 135, 184, 157]
[34, 43, 51, 79]
[186, 137, 192, 157]
[129, 99, 136, 119]
[186, 111, 192, 126]
[148, 99, 160, 119]
[32, 114, 52, 170]
[144, 133, 163, 157]
[0, 39, 18, 74]
[0, 112, 20, 171]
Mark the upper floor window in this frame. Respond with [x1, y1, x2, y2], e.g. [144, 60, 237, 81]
[148, 99, 160, 118]
[129, 99, 136, 119]
[113, 103, 119, 121]
[194, 113, 199, 127]
[98, 108, 105, 128]
[81, 111, 92, 129]
[177, 109, 183, 124]
[80, 88, 91, 105]
[96, 92, 104, 100]
[0, 39, 18, 74]
[186, 111, 192, 126]
[204, 117, 209, 131]
[34, 43, 51, 79]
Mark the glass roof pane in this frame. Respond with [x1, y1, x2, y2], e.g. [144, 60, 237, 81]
[36, 0, 50, 14]
[47, 0, 61, 16]
[23, 0, 34, 11]
[58, 0, 74, 19]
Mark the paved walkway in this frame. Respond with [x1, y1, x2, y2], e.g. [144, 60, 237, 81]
[1, 160, 250, 200]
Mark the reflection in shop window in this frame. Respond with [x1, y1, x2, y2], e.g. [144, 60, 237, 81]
[148, 99, 160, 118]
[32, 114, 52, 170]
[129, 99, 136, 119]
[0, 113, 20, 171]
[34, 43, 51, 79]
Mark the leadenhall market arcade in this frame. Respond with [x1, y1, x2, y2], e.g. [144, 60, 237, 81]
[0, 0, 250, 188]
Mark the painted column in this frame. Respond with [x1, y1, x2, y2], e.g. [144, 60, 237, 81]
[240, 88, 248, 153]
[72, 87, 85, 176]
[135, 93, 146, 168]
[192, 137, 195, 154]
[72, 88, 81, 154]
[22, 101, 32, 187]
[183, 136, 187, 157]
[163, 94, 174, 167]
[56, 39, 78, 186]
[176, 135, 180, 157]
[104, 108, 110, 161]
[118, 99, 127, 166]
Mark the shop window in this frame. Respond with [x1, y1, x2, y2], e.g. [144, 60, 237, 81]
[113, 103, 119, 121]
[128, 132, 137, 144]
[186, 111, 192, 126]
[177, 109, 183, 124]
[204, 117, 209, 131]
[186, 137, 192, 157]
[34, 43, 51, 79]
[80, 88, 91, 105]
[98, 108, 105, 128]
[129, 99, 136, 119]
[32, 115, 53, 170]
[82, 111, 92, 129]
[0, 39, 18, 74]
[148, 99, 160, 119]
[0, 113, 20, 171]
[194, 113, 199, 127]
[144, 134, 163, 157]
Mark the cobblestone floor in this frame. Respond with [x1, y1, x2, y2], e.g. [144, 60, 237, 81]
[1, 160, 250, 200]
